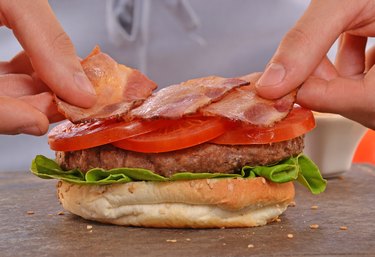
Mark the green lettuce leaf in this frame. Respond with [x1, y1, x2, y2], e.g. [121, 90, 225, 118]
[30, 154, 326, 194]
[296, 155, 327, 194]
[242, 157, 299, 183]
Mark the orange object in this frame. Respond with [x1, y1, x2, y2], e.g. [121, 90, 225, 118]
[353, 129, 375, 164]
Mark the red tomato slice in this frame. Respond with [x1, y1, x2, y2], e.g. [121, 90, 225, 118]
[113, 116, 231, 153]
[211, 107, 315, 145]
[48, 119, 172, 151]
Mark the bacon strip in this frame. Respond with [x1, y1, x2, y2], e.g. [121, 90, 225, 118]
[201, 75, 296, 126]
[56, 46, 157, 123]
[130, 76, 249, 119]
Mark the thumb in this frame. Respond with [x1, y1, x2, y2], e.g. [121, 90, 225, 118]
[0, 0, 96, 108]
[256, 0, 364, 99]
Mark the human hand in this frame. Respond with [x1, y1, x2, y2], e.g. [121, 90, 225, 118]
[256, 0, 375, 129]
[0, 0, 96, 135]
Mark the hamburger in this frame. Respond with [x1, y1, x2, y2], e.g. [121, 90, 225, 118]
[31, 47, 326, 228]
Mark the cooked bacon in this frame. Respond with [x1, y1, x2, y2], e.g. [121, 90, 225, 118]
[201, 74, 296, 126]
[56, 47, 294, 127]
[130, 76, 249, 119]
[55, 46, 157, 123]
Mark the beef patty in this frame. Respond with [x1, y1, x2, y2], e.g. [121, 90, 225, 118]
[56, 136, 304, 177]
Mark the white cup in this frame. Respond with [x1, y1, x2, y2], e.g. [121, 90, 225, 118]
[304, 113, 367, 178]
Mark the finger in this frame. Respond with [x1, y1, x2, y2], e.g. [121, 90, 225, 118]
[311, 56, 338, 81]
[335, 33, 367, 76]
[30, 73, 51, 92]
[0, 74, 48, 97]
[0, 0, 96, 108]
[297, 75, 375, 128]
[19, 92, 65, 123]
[0, 51, 34, 75]
[256, 0, 366, 99]
[0, 96, 49, 135]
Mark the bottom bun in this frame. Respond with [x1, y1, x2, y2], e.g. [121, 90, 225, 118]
[57, 177, 295, 228]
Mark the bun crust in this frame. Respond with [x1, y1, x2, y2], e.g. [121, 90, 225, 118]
[57, 178, 295, 228]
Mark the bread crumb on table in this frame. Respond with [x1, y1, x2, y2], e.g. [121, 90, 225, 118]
[287, 234, 294, 239]
[86, 225, 93, 230]
[26, 210, 34, 215]
[247, 244, 254, 248]
[310, 224, 319, 229]
[166, 239, 177, 243]
[311, 205, 319, 210]
[340, 226, 348, 230]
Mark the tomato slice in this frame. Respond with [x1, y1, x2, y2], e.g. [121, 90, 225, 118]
[210, 107, 315, 145]
[113, 116, 231, 153]
[48, 119, 172, 151]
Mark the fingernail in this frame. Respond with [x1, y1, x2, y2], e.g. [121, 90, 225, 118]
[20, 125, 43, 135]
[73, 72, 96, 95]
[257, 63, 286, 87]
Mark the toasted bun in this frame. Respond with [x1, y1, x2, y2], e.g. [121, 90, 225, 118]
[57, 177, 295, 228]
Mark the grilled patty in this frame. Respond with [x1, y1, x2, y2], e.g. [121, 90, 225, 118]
[56, 136, 304, 177]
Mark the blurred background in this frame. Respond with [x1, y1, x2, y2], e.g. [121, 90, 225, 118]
[0, 0, 373, 172]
